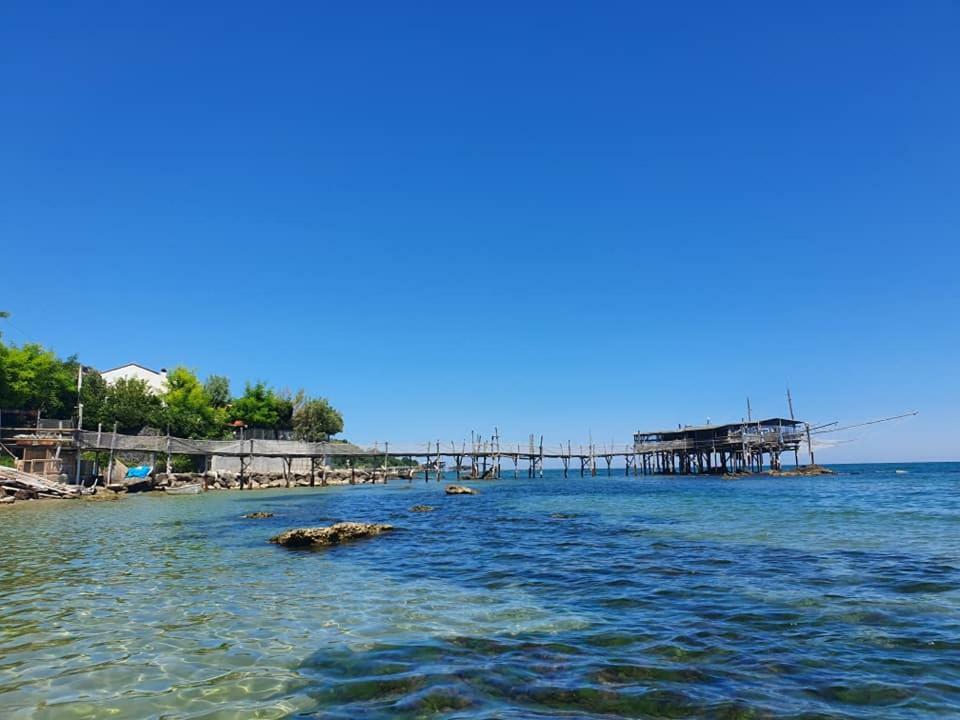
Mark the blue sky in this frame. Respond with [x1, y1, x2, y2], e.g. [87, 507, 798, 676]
[2, 2, 957, 461]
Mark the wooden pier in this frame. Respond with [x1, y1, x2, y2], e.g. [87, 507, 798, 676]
[71, 417, 809, 485]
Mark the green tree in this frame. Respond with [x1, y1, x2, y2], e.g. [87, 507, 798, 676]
[293, 397, 344, 441]
[162, 367, 226, 439]
[79, 370, 108, 429]
[228, 381, 283, 430]
[0, 341, 77, 416]
[203, 374, 231, 408]
[101, 378, 164, 434]
[274, 388, 300, 432]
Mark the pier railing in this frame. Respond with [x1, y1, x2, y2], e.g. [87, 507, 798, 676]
[77, 431, 637, 460]
[76, 426, 805, 479]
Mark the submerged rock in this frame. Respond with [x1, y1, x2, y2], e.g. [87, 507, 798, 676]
[83, 490, 122, 502]
[243, 511, 274, 519]
[410, 504, 435, 512]
[270, 522, 393, 548]
[768, 464, 836, 477]
[445, 485, 477, 495]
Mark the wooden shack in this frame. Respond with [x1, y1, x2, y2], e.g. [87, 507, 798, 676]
[5, 418, 80, 483]
[633, 418, 805, 475]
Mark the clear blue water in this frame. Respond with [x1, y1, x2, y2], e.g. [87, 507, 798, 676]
[1, 463, 959, 718]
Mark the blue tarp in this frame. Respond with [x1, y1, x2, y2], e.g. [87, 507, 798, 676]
[125, 465, 153, 478]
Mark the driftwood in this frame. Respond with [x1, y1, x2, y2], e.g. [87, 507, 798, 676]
[0, 467, 80, 499]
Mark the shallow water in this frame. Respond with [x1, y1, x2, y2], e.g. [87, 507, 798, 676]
[1, 463, 959, 719]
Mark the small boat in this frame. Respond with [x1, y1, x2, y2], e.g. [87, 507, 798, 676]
[895, 469, 909, 475]
[166, 483, 202, 495]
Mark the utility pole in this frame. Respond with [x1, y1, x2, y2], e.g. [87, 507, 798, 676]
[74, 364, 83, 485]
[787, 388, 800, 468]
[539, 435, 544, 478]
[741, 419, 747, 473]
[106, 421, 118, 486]
[166, 425, 172, 474]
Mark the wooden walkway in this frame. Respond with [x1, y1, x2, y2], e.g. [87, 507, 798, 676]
[75, 421, 809, 481]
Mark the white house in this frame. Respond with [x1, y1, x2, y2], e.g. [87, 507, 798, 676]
[100, 363, 168, 394]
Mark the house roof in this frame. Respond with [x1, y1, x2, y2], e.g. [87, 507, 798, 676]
[99, 362, 165, 376]
[636, 417, 803, 438]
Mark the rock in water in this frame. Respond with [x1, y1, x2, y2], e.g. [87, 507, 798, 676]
[445, 485, 477, 495]
[410, 504, 435, 512]
[767, 464, 837, 477]
[243, 511, 274, 519]
[270, 522, 393, 548]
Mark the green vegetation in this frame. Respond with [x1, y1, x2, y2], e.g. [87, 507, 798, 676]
[0, 342, 79, 416]
[203, 375, 231, 408]
[0, 311, 78, 416]
[97, 378, 165, 434]
[293, 397, 344, 441]
[228, 382, 286, 431]
[329, 444, 418, 469]
[0, 316, 345, 443]
[164, 367, 227, 439]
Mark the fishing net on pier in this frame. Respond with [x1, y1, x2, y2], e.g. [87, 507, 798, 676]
[78, 431, 372, 457]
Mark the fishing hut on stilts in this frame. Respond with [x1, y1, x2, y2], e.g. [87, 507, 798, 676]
[633, 418, 805, 475]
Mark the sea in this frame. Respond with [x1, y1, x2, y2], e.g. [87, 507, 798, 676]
[1, 462, 958, 719]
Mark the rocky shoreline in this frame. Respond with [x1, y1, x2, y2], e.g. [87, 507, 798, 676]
[142, 466, 421, 493]
[0, 466, 424, 505]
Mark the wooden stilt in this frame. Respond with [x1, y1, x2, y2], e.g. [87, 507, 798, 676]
[538, 435, 544, 478]
[436, 440, 442, 481]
